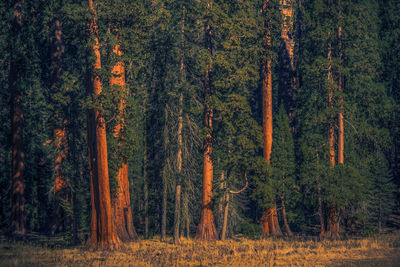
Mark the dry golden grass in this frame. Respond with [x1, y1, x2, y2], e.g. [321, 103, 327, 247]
[1, 232, 400, 266]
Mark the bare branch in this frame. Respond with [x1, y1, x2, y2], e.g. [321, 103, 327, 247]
[229, 172, 248, 194]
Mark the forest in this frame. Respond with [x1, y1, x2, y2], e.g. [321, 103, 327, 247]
[0, 0, 400, 263]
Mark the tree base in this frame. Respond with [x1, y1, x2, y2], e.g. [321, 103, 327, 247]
[195, 208, 218, 241]
[261, 206, 283, 237]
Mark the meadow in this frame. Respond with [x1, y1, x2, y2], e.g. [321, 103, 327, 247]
[1, 232, 400, 266]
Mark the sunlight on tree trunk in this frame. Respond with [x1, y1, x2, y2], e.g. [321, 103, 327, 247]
[86, 0, 121, 250]
[110, 43, 138, 242]
[261, 0, 282, 237]
[195, 16, 218, 241]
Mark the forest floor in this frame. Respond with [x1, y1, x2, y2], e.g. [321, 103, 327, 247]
[1, 232, 400, 266]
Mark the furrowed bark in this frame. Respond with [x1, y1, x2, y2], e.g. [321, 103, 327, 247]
[87, 0, 120, 250]
[110, 43, 138, 242]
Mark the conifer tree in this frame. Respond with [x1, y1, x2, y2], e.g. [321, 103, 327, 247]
[271, 105, 296, 236]
[86, 0, 120, 250]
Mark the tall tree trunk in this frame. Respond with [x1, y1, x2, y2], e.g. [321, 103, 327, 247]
[174, 7, 185, 244]
[86, 0, 120, 250]
[110, 43, 138, 242]
[10, 0, 25, 236]
[221, 190, 229, 241]
[281, 193, 293, 236]
[161, 105, 169, 241]
[261, 0, 282, 237]
[173, 92, 183, 244]
[143, 146, 149, 239]
[338, 25, 344, 166]
[161, 169, 167, 240]
[326, 40, 340, 239]
[316, 152, 325, 237]
[328, 42, 335, 168]
[142, 95, 149, 239]
[195, 20, 218, 241]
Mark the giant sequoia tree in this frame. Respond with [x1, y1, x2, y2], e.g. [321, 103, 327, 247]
[110, 41, 138, 242]
[260, 0, 282, 237]
[1, 0, 399, 245]
[195, 1, 218, 241]
[86, 0, 120, 250]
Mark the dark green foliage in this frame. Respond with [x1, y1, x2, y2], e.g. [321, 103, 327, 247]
[0, 0, 399, 241]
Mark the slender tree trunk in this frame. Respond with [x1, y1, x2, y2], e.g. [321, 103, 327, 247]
[261, 0, 282, 237]
[316, 153, 325, 237]
[173, 92, 183, 244]
[143, 151, 149, 239]
[217, 171, 225, 236]
[161, 105, 169, 241]
[182, 190, 190, 238]
[326, 40, 340, 239]
[10, 0, 25, 236]
[338, 25, 344, 166]
[86, 0, 120, 250]
[281, 193, 293, 236]
[195, 20, 218, 241]
[328, 42, 335, 168]
[173, 8, 185, 244]
[161, 169, 167, 240]
[142, 97, 149, 239]
[221, 190, 229, 241]
[110, 43, 138, 242]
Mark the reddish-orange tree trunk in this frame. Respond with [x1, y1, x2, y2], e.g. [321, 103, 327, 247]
[338, 25, 344, 166]
[195, 22, 218, 241]
[261, 0, 282, 237]
[110, 43, 138, 242]
[10, 0, 25, 236]
[87, 0, 120, 250]
[326, 41, 340, 239]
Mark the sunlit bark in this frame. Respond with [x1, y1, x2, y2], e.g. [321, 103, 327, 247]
[110, 43, 138, 242]
[86, 0, 121, 250]
[195, 17, 218, 241]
